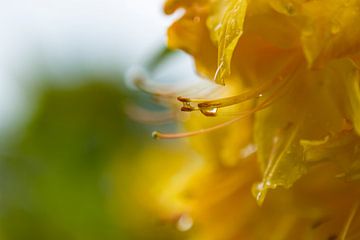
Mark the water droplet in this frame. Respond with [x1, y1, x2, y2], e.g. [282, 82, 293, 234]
[239, 144, 257, 158]
[265, 180, 275, 188]
[214, 23, 222, 31]
[200, 107, 218, 117]
[258, 93, 263, 97]
[252, 182, 267, 206]
[176, 214, 193, 232]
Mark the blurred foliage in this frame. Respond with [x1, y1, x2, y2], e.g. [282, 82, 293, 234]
[0, 75, 184, 240]
[145, 47, 175, 72]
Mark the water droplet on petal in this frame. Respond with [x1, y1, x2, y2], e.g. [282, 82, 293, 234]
[239, 144, 257, 158]
[252, 182, 268, 206]
[176, 214, 193, 232]
[214, 23, 222, 31]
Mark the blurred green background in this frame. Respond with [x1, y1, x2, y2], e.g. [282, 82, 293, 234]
[0, 72, 188, 240]
[0, 1, 197, 239]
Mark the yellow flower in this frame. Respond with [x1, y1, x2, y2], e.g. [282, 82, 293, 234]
[153, 0, 360, 239]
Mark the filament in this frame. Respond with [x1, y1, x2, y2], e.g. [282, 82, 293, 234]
[152, 77, 290, 139]
[152, 57, 302, 139]
[152, 116, 243, 139]
[125, 104, 175, 124]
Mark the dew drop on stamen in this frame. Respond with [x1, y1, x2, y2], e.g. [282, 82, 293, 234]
[200, 107, 218, 117]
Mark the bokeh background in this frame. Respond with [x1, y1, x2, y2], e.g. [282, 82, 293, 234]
[0, 1, 197, 239]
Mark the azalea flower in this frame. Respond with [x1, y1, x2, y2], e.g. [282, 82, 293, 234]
[148, 0, 360, 239]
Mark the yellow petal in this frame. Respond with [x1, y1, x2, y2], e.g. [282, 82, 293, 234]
[253, 61, 346, 204]
[350, 54, 360, 69]
[166, 2, 218, 78]
[269, 0, 303, 16]
[253, 118, 306, 205]
[345, 69, 360, 135]
[208, 0, 247, 85]
[301, 0, 360, 67]
[301, 130, 360, 180]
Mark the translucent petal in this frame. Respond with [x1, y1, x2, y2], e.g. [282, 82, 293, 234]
[207, 0, 247, 85]
[350, 54, 360, 69]
[166, 3, 218, 78]
[301, 131, 360, 180]
[253, 119, 306, 205]
[345, 69, 360, 135]
[301, 0, 360, 67]
[253, 63, 345, 204]
[253, 74, 307, 205]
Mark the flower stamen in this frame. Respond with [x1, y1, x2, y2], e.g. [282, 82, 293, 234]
[152, 77, 290, 139]
[178, 56, 302, 116]
[152, 57, 302, 139]
[125, 104, 175, 124]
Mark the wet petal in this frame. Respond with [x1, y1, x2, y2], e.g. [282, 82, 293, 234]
[166, 2, 218, 78]
[208, 0, 248, 85]
[301, 0, 360, 67]
[345, 69, 360, 135]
